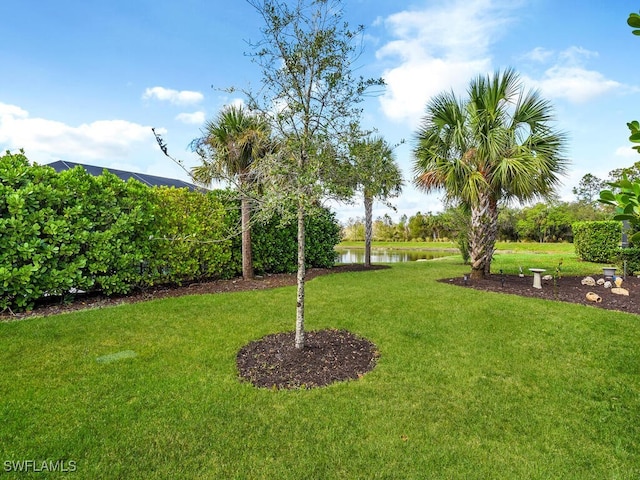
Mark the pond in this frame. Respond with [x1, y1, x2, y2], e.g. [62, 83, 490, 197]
[335, 248, 457, 264]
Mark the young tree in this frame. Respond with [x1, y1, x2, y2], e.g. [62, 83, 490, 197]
[413, 68, 568, 279]
[245, 0, 383, 348]
[190, 105, 272, 280]
[349, 136, 404, 267]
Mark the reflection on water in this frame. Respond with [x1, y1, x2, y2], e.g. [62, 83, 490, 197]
[336, 248, 455, 263]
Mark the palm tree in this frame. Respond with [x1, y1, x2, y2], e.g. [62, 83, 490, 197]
[191, 105, 271, 280]
[413, 68, 568, 279]
[350, 136, 404, 267]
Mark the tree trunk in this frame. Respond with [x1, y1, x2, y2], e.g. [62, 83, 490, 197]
[240, 195, 253, 280]
[469, 194, 499, 280]
[364, 194, 373, 268]
[295, 200, 306, 349]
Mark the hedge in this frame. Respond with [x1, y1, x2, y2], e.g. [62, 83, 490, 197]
[0, 151, 341, 311]
[572, 221, 621, 263]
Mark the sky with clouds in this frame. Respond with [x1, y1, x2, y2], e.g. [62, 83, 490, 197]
[1, 0, 638, 222]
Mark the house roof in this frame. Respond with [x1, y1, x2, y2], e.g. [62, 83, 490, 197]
[46, 160, 200, 190]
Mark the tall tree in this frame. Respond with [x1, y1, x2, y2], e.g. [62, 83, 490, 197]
[190, 104, 271, 280]
[413, 68, 568, 279]
[246, 0, 383, 348]
[350, 136, 404, 267]
[572, 173, 606, 205]
[608, 160, 640, 184]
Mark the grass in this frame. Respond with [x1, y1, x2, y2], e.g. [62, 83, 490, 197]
[338, 240, 576, 255]
[1, 252, 639, 478]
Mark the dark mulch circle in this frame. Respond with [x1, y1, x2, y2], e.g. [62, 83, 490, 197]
[442, 273, 640, 315]
[236, 329, 379, 390]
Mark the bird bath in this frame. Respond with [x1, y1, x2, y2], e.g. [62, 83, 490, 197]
[529, 268, 546, 289]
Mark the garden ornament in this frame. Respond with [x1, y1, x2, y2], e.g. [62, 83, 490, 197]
[581, 276, 596, 286]
[586, 292, 602, 303]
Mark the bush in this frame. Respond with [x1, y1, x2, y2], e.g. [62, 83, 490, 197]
[0, 153, 88, 310]
[0, 152, 342, 311]
[572, 221, 621, 263]
[151, 188, 237, 283]
[618, 247, 640, 275]
[250, 206, 340, 274]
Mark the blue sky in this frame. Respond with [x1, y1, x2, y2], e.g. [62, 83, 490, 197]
[1, 0, 638, 222]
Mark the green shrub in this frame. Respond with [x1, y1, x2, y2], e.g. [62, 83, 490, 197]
[250, 206, 340, 274]
[618, 247, 640, 275]
[79, 171, 159, 294]
[151, 188, 237, 283]
[0, 152, 341, 311]
[0, 152, 87, 310]
[572, 221, 621, 263]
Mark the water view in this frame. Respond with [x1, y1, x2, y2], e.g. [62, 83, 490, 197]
[336, 248, 456, 264]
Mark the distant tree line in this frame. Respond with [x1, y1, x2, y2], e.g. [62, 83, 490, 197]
[342, 196, 612, 244]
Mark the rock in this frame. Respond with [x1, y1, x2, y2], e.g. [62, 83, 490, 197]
[615, 277, 624, 288]
[586, 292, 602, 303]
[596, 278, 605, 286]
[581, 276, 596, 286]
[611, 287, 629, 296]
[603, 281, 612, 289]
[542, 275, 553, 281]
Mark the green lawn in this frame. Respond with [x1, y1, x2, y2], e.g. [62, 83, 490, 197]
[1, 257, 639, 479]
[338, 240, 576, 255]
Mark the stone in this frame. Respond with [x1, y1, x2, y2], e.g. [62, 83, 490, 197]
[615, 277, 623, 288]
[581, 276, 596, 286]
[611, 287, 629, 296]
[596, 278, 605, 286]
[603, 281, 612, 289]
[586, 292, 602, 303]
[542, 275, 553, 281]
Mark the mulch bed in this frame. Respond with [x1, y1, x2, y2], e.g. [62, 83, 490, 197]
[442, 273, 640, 316]
[236, 329, 379, 389]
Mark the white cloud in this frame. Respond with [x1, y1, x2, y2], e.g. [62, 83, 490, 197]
[615, 145, 638, 158]
[175, 111, 205, 125]
[533, 67, 620, 103]
[376, 0, 520, 128]
[522, 47, 554, 63]
[379, 58, 490, 128]
[142, 86, 204, 105]
[523, 47, 621, 103]
[0, 102, 154, 164]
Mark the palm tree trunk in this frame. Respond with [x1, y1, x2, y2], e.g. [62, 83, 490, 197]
[484, 198, 499, 276]
[295, 200, 306, 349]
[364, 194, 373, 268]
[240, 196, 253, 280]
[469, 193, 497, 280]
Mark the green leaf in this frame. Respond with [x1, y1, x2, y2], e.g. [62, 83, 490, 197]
[630, 132, 640, 142]
[629, 12, 640, 28]
[632, 231, 640, 243]
[618, 178, 633, 190]
[628, 120, 640, 131]
[599, 190, 616, 202]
